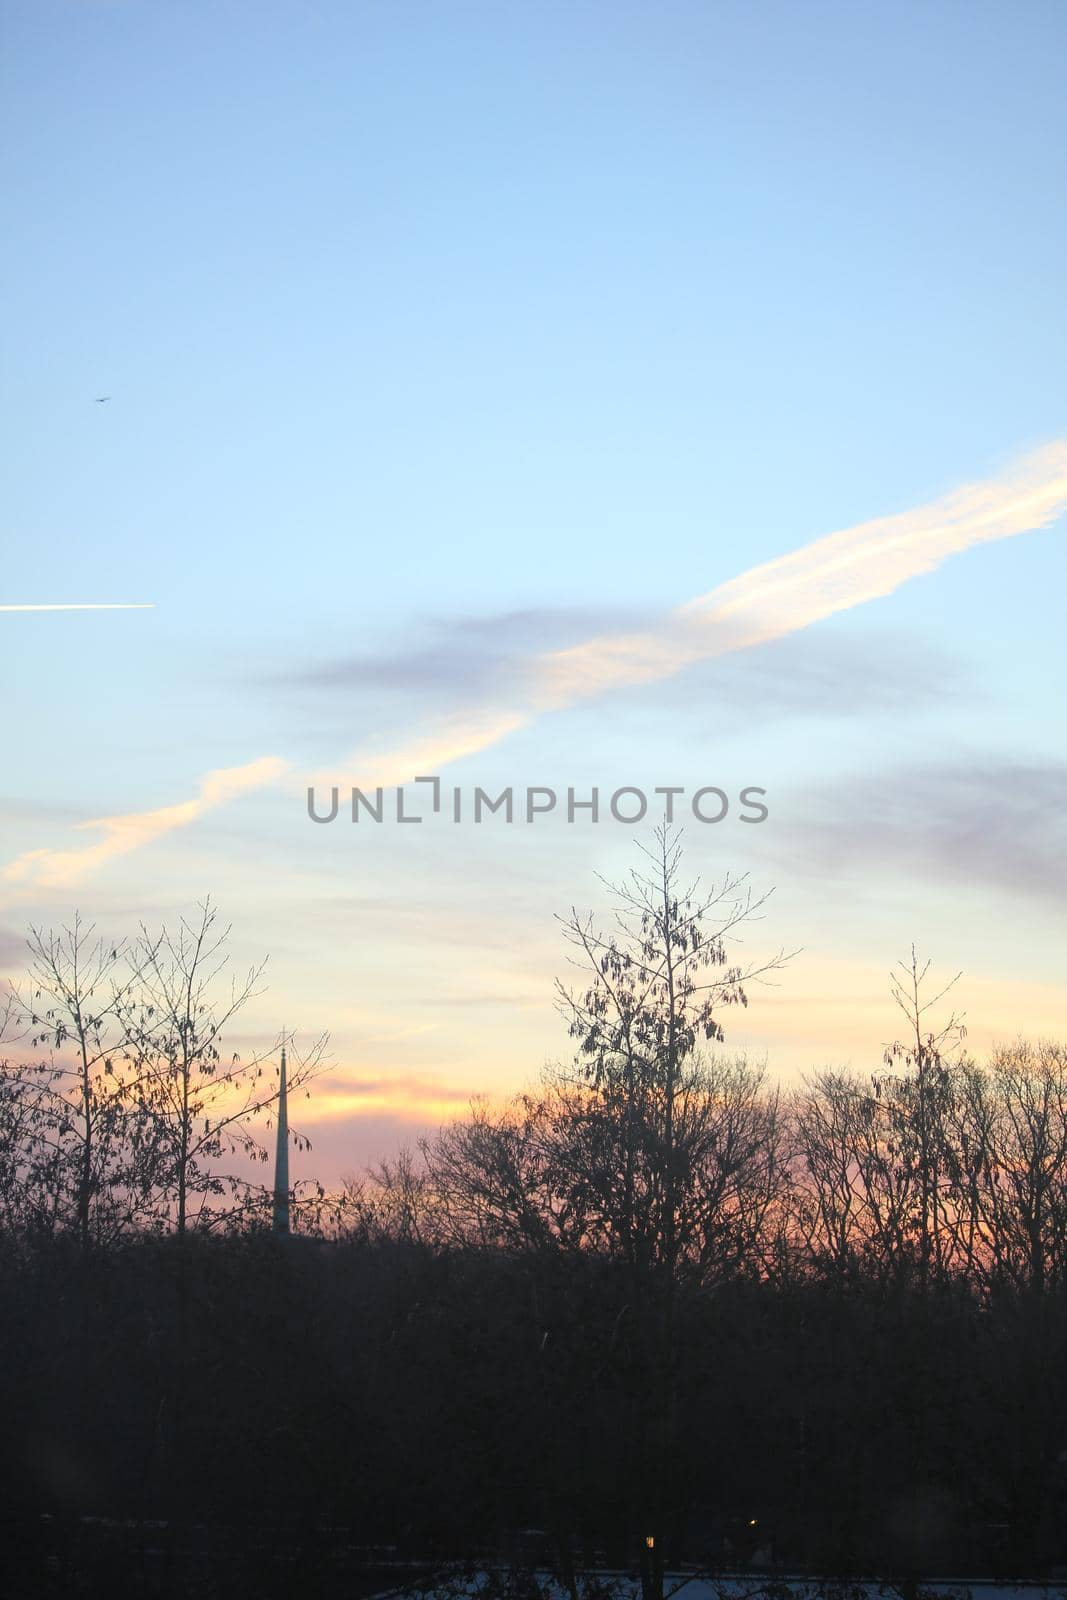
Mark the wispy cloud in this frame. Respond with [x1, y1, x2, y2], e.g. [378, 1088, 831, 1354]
[297, 619, 968, 729]
[312, 709, 528, 791]
[303, 1069, 476, 1123]
[2, 757, 289, 892]
[798, 758, 1067, 906]
[527, 440, 1067, 707]
[5, 439, 1065, 888]
[325, 438, 1066, 779]
[286, 606, 639, 701]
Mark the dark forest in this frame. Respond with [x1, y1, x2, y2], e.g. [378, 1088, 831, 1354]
[2, 839, 1066, 1595]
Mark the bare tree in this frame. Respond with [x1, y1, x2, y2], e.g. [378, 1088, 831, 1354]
[354, 1144, 448, 1247]
[881, 946, 967, 1287]
[2, 905, 330, 1243]
[789, 1068, 868, 1281]
[789, 955, 969, 1289]
[13, 917, 158, 1247]
[556, 824, 790, 1281]
[957, 1041, 1067, 1294]
[126, 900, 329, 1234]
[0, 991, 68, 1237]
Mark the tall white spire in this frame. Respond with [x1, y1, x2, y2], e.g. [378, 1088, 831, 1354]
[272, 1041, 290, 1235]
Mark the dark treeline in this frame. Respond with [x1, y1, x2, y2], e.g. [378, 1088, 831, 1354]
[2, 834, 1066, 1595]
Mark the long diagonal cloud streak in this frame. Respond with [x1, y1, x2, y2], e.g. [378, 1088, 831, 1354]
[5, 440, 1066, 890]
[2, 758, 290, 890]
[529, 440, 1067, 705]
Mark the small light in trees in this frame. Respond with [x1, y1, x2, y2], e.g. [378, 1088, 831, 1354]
[645, 1535, 655, 1549]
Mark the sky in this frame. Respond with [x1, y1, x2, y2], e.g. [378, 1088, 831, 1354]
[2, 0, 1065, 1182]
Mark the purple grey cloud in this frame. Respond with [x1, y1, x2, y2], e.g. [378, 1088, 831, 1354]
[797, 759, 1067, 905]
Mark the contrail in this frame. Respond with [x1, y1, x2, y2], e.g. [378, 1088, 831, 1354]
[4, 438, 1066, 892]
[0, 603, 155, 612]
[528, 439, 1067, 707]
[2, 756, 290, 890]
[326, 437, 1067, 776]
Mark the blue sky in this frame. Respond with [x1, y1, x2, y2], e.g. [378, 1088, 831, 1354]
[2, 0, 1065, 1175]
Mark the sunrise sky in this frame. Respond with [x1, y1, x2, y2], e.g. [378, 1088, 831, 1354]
[2, 0, 1065, 1181]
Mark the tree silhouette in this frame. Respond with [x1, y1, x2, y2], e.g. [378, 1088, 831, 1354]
[125, 900, 327, 1234]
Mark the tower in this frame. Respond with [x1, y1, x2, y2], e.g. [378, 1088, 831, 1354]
[272, 1041, 290, 1235]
